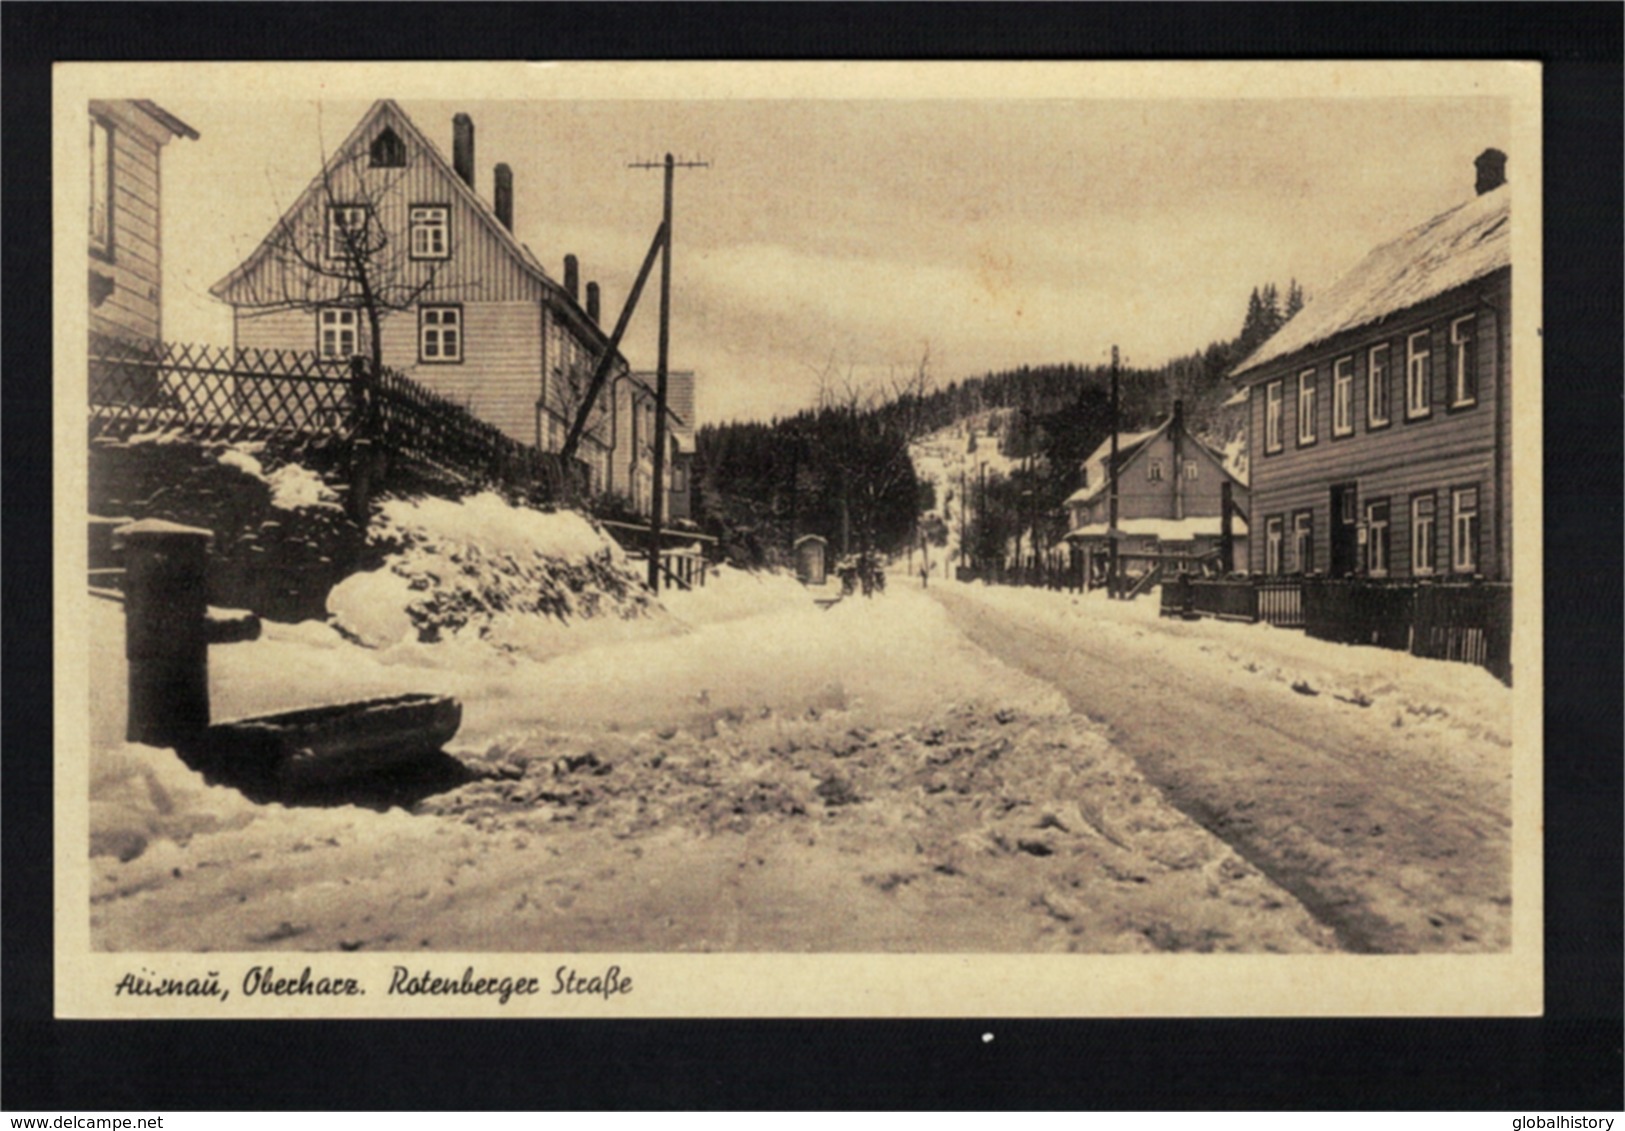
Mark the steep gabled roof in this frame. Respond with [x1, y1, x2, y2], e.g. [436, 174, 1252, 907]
[1231, 185, 1510, 382]
[1065, 425, 1162, 507]
[1065, 415, 1239, 507]
[210, 99, 554, 301]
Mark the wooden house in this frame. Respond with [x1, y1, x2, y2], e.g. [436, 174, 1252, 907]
[88, 100, 198, 343]
[1063, 401, 1250, 567]
[209, 100, 628, 492]
[1229, 150, 1511, 582]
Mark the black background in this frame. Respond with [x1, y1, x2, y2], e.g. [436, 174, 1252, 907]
[5, 3, 1620, 1111]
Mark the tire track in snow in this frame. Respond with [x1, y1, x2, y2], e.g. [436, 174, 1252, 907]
[931, 586, 1512, 953]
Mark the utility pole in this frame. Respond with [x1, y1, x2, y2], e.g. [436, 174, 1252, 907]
[959, 468, 967, 573]
[1108, 345, 1120, 599]
[631, 153, 708, 592]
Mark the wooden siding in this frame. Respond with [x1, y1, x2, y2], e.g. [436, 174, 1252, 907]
[1244, 273, 1510, 579]
[385, 301, 542, 448]
[89, 104, 166, 342]
[1074, 429, 1244, 527]
[237, 302, 544, 448]
[214, 109, 548, 310]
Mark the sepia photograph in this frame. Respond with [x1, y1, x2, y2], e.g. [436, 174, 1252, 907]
[54, 60, 1542, 1018]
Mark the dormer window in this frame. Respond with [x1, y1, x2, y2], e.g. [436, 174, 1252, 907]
[369, 127, 406, 168]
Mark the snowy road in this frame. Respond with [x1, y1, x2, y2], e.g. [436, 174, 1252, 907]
[931, 584, 1512, 952]
[87, 520, 1510, 956]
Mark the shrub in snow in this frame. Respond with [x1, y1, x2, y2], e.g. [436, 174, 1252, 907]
[329, 492, 657, 651]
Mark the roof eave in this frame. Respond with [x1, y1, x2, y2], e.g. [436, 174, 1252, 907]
[131, 99, 199, 141]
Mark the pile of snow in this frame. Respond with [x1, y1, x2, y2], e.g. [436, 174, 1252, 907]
[84, 578, 1063, 873]
[211, 443, 342, 511]
[266, 464, 342, 511]
[659, 565, 810, 627]
[327, 493, 658, 657]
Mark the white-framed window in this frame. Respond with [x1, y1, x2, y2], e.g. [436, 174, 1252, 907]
[1333, 356, 1354, 436]
[1451, 486, 1479, 573]
[1265, 380, 1283, 453]
[1148, 459, 1164, 482]
[1411, 493, 1436, 576]
[410, 206, 449, 260]
[1297, 369, 1317, 445]
[90, 116, 114, 257]
[1364, 499, 1390, 576]
[326, 204, 370, 260]
[1368, 342, 1391, 427]
[1183, 460, 1199, 480]
[1265, 516, 1284, 575]
[1292, 510, 1314, 573]
[418, 305, 462, 362]
[318, 307, 359, 359]
[1406, 329, 1432, 419]
[1450, 314, 1477, 407]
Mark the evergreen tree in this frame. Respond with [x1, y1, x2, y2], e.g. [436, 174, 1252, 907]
[1284, 278, 1304, 320]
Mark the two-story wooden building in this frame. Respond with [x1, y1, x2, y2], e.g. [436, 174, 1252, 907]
[1064, 401, 1250, 567]
[598, 370, 696, 521]
[1230, 150, 1511, 584]
[209, 99, 627, 493]
[89, 100, 198, 343]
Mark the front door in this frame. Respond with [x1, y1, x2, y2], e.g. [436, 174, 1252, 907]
[1329, 482, 1358, 577]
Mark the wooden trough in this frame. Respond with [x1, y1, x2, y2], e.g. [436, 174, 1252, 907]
[186, 693, 463, 787]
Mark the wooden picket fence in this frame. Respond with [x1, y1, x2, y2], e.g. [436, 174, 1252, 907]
[1161, 575, 1304, 628]
[88, 332, 576, 499]
[1164, 573, 1512, 683]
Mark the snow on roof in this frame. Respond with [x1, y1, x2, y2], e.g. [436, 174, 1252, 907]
[1222, 385, 1250, 408]
[1232, 186, 1510, 381]
[1066, 515, 1248, 541]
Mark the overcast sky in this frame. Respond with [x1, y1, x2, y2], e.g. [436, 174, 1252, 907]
[157, 84, 1512, 425]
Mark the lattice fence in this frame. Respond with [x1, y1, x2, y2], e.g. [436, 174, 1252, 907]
[369, 364, 574, 498]
[89, 332, 577, 499]
[89, 333, 355, 443]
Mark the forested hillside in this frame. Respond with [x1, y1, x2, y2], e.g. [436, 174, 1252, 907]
[695, 280, 1303, 567]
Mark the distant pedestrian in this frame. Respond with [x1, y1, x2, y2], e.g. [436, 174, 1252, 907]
[920, 563, 929, 589]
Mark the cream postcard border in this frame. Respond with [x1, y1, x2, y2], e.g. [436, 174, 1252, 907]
[52, 60, 1543, 1019]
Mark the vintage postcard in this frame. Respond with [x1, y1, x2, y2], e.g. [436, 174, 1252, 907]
[54, 60, 1542, 1018]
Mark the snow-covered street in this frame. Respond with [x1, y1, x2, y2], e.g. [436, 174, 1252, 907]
[88, 546, 1511, 955]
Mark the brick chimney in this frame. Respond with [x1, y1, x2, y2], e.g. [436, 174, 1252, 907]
[1171, 398, 1184, 432]
[564, 254, 580, 302]
[493, 163, 513, 231]
[586, 281, 601, 323]
[1475, 148, 1507, 196]
[453, 114, 475, 190]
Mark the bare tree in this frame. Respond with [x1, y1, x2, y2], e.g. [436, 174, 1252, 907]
[229, 127, 456, 379]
